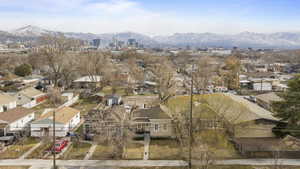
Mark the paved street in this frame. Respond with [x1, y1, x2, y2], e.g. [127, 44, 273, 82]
[2, 159, 300, 168]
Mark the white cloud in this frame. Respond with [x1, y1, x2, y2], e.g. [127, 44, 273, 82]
[0, 0, 299, 35]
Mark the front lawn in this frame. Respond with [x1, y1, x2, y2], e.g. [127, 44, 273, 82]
[62, 142, 91, 160]
[124, 142, 144, 160]
[26, 141, 52, 159]
[0, 137, 39, 159]
[91, 144, 114, 160]
[149, 139, 181, 160]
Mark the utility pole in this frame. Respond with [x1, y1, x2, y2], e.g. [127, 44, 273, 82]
[53, 110, 56, 169]
[261, 78, 263, 93]
[189, 65, 194, 169]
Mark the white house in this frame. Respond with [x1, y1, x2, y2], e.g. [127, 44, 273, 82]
[73, 75, 102, 88]
[31, 106, 80, 137]
[253, 82, 272, 91]
[0, 93, 17, 113]
[0, 107, 35, 131]
[13, 87, 47, 108]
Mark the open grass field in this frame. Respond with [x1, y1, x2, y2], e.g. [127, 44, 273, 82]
[0, 137, 39, 159]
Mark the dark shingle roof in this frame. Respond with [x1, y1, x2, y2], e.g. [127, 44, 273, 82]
[133, 106, 171, 119]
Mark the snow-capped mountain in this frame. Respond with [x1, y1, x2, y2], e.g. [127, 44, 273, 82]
[2, 25, 300, 49]
[153, 32, 300, 48]
[11, 25, 54, 37]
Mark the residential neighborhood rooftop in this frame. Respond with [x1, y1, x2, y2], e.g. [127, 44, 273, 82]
[0, 92, 16, 105]
[256, 92, 283, 104]
[39, 106, 80, 124]
[19, 87, 44, 98]
[223, 93, 279, 123]
[0, 107, 34, 123]
[132, 106, 171, 120]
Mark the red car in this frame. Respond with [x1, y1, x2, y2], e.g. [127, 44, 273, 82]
[53, 139, 68, 153]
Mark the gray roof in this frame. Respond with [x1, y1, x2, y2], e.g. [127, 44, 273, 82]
[256, 92, 283, 104]
[205, 93, 278, 124]
[133, 106, 171, 120]
[224, 93, 278, 122]
[31, 118, 64, 125]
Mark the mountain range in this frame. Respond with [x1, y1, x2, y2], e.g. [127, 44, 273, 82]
[2, 25, 300, 49]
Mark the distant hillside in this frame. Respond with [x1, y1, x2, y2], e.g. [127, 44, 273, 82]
[2, 25, 300, 49]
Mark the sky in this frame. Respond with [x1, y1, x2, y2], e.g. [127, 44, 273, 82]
[1, 0, 300, 35]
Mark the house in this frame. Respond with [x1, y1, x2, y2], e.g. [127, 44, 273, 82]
[21, 75, 44, 86]
[0, 120, 8, 136]
[205, 93, 280, 138]
[0, 93, 17, 112]
[13, 87, 47, 108]
[204, 93, 300, 158]
[252, 82, 272, 91]
[254, 64, 268, 72]
[256, 92, 283, 111]
[104, 95, 122, 106]
[123, 95, 158, 109]
[31, 106, 80, 137]
[0, 107, 35, 131]
[73, 75, 102, 89]
[131, 106, 173, 138]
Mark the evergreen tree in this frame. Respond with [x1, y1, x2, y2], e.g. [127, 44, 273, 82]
[14, 63, 32, 77]
[273, 74, 300, 136]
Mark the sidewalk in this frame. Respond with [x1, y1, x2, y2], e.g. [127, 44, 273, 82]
[84, 144, 97, 160]
[143, 133, 150, 160]
[19, 142, 42, 160]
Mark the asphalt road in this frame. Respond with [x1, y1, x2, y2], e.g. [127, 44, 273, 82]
[3, 159, 300, 169]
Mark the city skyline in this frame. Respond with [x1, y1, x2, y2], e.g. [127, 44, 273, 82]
[1, 0, 300, 35]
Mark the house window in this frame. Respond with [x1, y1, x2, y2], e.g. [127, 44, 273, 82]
[3, 106, 7, 112]
[154, 124, 159, 132]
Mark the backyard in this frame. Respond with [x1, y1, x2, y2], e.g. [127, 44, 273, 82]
[71, 98, 98, 116]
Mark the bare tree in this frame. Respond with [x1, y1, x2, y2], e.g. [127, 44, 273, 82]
[92, 106, 133, 159]
[77, 51, 112, 90]
[60, 54, 79, 89]
[35, 35, 78, 87]
[168, 104, 190, 160]
[192, 56, 216, 93]
[148, 57, 175, 101]
[222, 55, 241, 90]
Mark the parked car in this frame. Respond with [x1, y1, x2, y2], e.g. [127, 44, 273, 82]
[53, 139, 68, 153]
[0, 136, 15, 146]
[6, 132, 21, 142]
